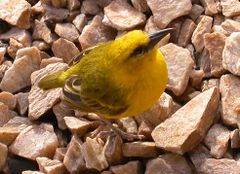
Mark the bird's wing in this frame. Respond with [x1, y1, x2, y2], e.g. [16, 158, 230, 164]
[62, 75, 128, 116]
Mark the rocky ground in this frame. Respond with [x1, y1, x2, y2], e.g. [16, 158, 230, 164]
[0, 0, 240, 173]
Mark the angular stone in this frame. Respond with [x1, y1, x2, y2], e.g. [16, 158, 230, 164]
[220, 74, 240, 126]
[110, 161, 142, 174]
[189, 144, 211, 167]
[0, 0, 31, 29]
[122, 142, 158, 158]
[28, 63, 68, 120]
[72, 14, 87, 33]
[0, 47, 6, 64]
[118, 117, 137, 134]
[22, 171, 44, 174]
[82, 137, 108, 171]
[36, 157, 66, 174]
[221, 19, 240, 36]
[81, 0, 100, 15]
[0, 103, 12, 127]
[160, 43, 194, 96]
[15, 92, 29, 115]
[131, 0, 149, 12]
[145, 154, 192, 174]
[152, 87, 220, 154]
[230, 129, 240, 149]
[198, 48, 211, 74]
[192, 15, 213, 52]
[201, 79, 220, 91]
[204, 32, 226, 77]
[200, 0, 220, 15]
[189, 69, 205, 88]
[178, 18, 196, 47]
[204, 124, 230, 158]
[137, 119, 153, 138]
[0, 47, 41, 93]
[0, 92, 16, 110]
[147, 0, 192, 29]
[53, 147, 67, 161]
[0, 142, 7, 171]
[52, 38, 79, 64]
[7, 38, 24, 58]
[189, 4, 204, 21]
[55, 23, 79, 42]
[221, 0, 240, 17]
[40, 57, 64, 69]
[32, 41, 50, 51]
[168, 18, 183, 44]
[79, 15, 116, 49]
[104, 0, 146, 30]
[9, 124, 59, 160]
[67, 0, 80, 11]
[144, 16, 160, 34]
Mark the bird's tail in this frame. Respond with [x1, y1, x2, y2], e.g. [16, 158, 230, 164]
[38, 71, 66, 90]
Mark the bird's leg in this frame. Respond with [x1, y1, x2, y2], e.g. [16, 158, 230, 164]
[100, 117, 145, 141]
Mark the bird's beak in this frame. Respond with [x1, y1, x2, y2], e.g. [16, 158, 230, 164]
[147, 28, 175, 50]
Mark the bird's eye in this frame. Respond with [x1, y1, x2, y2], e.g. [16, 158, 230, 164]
[131, 46, 146, 57]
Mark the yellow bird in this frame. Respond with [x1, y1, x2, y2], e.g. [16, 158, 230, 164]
[38, 29, 172, 140]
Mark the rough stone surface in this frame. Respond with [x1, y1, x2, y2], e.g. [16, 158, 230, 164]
[204, 124, 230, 158]
[230, 129, 240, 149]
[0, 103, 12, 127]
[144, 16, 160, 34]
[40, 57, 64, 69]
[221, 19, 240, 36]
[104, 0, 146, 30]
[200, 0, 220, 15]
[110, 161, 142, 174]
[0, 91, 16, 110]
[220, 74, 240, 126]
[53, 147, 67, 161]
[36, 157, 66, 174]
[15, 92, 29, 115]
[118, 117, 137, 134]
[178, 19, 196, 47]
[221, 0, 240, 17]
[131, 0, 149, 12]
[152, 87, 220, 154]
[0, 142, 8, 170]
[9, 124, 59, 160]
[67, 0, 80, 11]
[55, 23, 79, 42]
[72, 14, 87, 33]
[32, 41, 50, 51]
[160, 43, 194, 96]
[189, 4, 204, 21]
[81, 0, 100, 15]
[28, 63, 68, 120]
[201, 79, 220, 91]
[222, 32, 240, 76]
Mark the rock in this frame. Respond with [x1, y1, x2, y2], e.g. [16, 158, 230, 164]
[212, 25, 228, 36]
[33, 20, 57, 44]
[28, 63, 68, 120]
[204, 32, 226, 77]
[189, 4, 204, 21]
[32, 41, 50, 51]
[36, 157, 66, 174]
[220, 0, 240, 17]
[110, 161, 142, 174]
[63, 136, 87, 173]
[79, 15, 116, 49]
[168, 18, 183, 44]
[192, 15, 213, 52]
[0, 47, 41, 93]
[9, 124, 59, 160]
[0, 0, 31, 29]
[53, 147, 67, 161]
[15, 92, 29, 115]
[40, 57, 64, 69]
[81, 0, 100, 15]
[118, 117, 138, 134]
[0, 103, 12, 127]
[189, 144, 211, 165]
[223, 32, 240, 76]
[41, 0, 67, 7]
[145, 154, 192, 174]
[53, 102, 74, 130]
[201, 79, 220, 91]
[96, 0, 112, 7]
[52, 38, 79, 64]
[22, 171, 44, 174]
[0, 116, 31, 145]
[104, 0, 146, 30]
[82, 137, 108, 171]
[189, 69, 205, 88]
[67, 0, 80, 11]
[0, 92, 16, 110]
[54, 23, 79, 42]
[178, 18, 196, 47]
[147, 0, 192, 29]
[0, 47, 6, 64]
[152, 87, 220, 154]
[122, 142, 158, 158]
[221, 19, 240, 36]
[204, 124, 230, 158]
[64, 117, 93, 136]
[131, 0, 149, 12]
[72, 14, 87, 33]
[220, 74, 240, 126]
[7, 38, 24, 58]
[137, 92, 173, 127]
[144, 16, 160, 34]
[230, 129, 240, 148]
[160, 43, 194, 96]
[198, 48, 211, 74]
[0, 142, 8, 171]
[103, 135, 123, 166]
[200, 0, 220, 15]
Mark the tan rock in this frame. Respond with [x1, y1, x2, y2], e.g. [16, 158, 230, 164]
[152, 87, 220, 154]
[73, 14, 87, 33]
[212, 25, 227, 35]
[0, 116, 31, 145]
[168, 18, 183, 44]
[192, 15, 213, 52]
[0, 0, 31, 29]
[0, 103, 12, 127]
[198, 48, 211, 74]
[15, 92, 29, 115]
[220, 74, 240, 126]
[53, 147, 67, 161]
[0, 91, 16, 110]
[36, 157, 66, 174]
[204, 32, 226, 77]
[9, 124, 59, 160]
[189, 69, 205, 88]
[82, 137, 108, 171]
[67, 0, 80, 11]
[96, 0, 112, 7]
[0, 142, 8, 170]
[40, 57, 64, 69]
[144, 16, 160, 34]
[81, 0, 100, 15]
[55, 23, 79, 42]
[131, 0, 149, 12]
[7, 38, 24, 59]
[189, 4, 204, 21]
[0, 47, 41, 93]
[79, 15, 116, 49]
[118, 117, 137, 134]
[22, 171, 44, 174]
[122, 142, 158, 158]
[200, 0, 220, 15]
[201, 79, 220, 91]
[221, 0, 240, 17]
[178, 19, 197, 47]
[41, 3, 69, 21]
[147, 0, 191, 29]
[221, 19, 240, 36]
[33, 20, 57, 44]
[104, 0, 146, 30]
[160, 43, 194, 96]
[52, 38, 79, 64]
[110, 161, 142, 174]
[230, 129, 240, 148]
[28, 63, 68, 120]
[0, 47, 6, 64]
[204, 124, 230, 158]
[101, 171, 113, 174]
[32, 41, 50, 51]
[63, 136, 87, 173]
